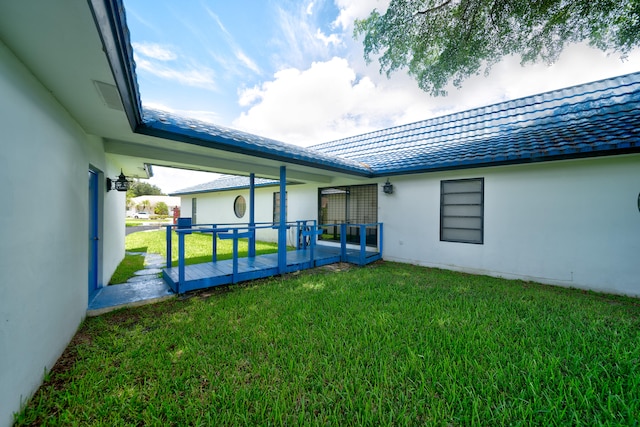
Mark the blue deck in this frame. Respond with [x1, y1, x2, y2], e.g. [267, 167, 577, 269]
[86, 223, 382, 315]
[163, 244, 381, 294]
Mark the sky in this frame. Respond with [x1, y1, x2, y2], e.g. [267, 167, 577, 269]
[123, 0, 640, 194]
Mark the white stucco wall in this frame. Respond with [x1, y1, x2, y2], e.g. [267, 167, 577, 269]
[379, 155, 640, 296]
[103, 166, 127, 285]
[0, 40, 125, 426]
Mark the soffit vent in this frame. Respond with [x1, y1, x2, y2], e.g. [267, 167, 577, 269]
[93, 80, 124, 111]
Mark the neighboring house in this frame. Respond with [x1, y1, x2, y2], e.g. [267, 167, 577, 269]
[172, 174, 281, 239]
[0, 1, 638, 426]
[129, 195, 180, 215]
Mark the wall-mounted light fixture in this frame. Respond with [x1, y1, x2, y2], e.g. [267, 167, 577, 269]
[106, 169, 130, 192]
[383, 178, 394, 194]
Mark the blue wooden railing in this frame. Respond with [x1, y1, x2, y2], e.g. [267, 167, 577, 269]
[165, 220, 317, 268]
[165, 220, 383, 292]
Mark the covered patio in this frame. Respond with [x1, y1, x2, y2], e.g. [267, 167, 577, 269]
[161, 166, 382, 294]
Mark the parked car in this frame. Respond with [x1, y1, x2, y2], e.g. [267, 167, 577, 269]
[134, 212, 150, 219]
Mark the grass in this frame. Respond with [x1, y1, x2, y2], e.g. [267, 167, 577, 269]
[126, 229, 282, 267]
[108, 253, 145, 284]
[15, 262, 640, 425]
[125, 219, 170, 227]
[108, 230, 285, 284]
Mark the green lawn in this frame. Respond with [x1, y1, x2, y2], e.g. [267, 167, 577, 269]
[125, 229, 281, 267]
[108, 253, 145, 284]
[109, 230, 285, 285]
[16, 262, 640, 425]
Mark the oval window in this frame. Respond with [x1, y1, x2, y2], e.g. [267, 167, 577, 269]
[234, 195, 246, 218]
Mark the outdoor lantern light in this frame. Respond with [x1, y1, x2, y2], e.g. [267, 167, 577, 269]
[106, 169, 130, 192]
[383, 178, 394, 194]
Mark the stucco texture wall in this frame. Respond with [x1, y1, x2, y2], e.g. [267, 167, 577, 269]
[379, 155, 640, 296]
[0, 40, 124, 426]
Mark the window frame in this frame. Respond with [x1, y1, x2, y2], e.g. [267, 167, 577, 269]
[317, 184, 378, 247]
[233, 195, 246, 218]
[440, 178, 484, 244]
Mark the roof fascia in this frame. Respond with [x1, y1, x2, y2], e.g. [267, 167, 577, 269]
[374, 146, 640, 177]
[170, 182, 284, 197]
[137, 122, 373, 178]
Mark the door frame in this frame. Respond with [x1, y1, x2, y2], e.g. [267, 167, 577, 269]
[88, 167, 103, 301]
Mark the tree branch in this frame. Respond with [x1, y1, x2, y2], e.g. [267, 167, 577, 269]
[415, 0, 454, 15]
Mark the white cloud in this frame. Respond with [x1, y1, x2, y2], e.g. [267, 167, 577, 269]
[131, 42, 177, 61]
[231, 44, 640, 147]
[273, 4, 337, 69]
[205, 7, 261, 75]
[237, 85, 263, 107]
[142, 102, 222, 124]
[333, 0, 391, 30]
[233, 57, 433, 145]
[131, 41, 218, 91]
[235, 50, 261, 74]
[147, 166, 221, 194]
[306, 1, 315, 15]
[316, 29, 342, 47]
[134, 55, 218, 91]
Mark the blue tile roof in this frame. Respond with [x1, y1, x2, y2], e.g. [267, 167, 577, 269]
[170, 174, 279, 196]
[311, 73, 640, 175]
[169, 73, 640, 194]
[139, 109, 373, 176]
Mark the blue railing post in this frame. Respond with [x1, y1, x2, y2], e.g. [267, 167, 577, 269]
[211, 224, 217, 263]
[379, 223, 383, 257]
[359, 225, 367, 265]
[340, 223, 347, 262]
[232, 229, 239, 281]
[309, 223, 315, 263]
[249, 174, 256, 258]
[278, 166, 287, 274]
[178, 231, 185, 294]
[307, 223, 324, 266]
[217, 229, 252, 284]
[166, 225, 172, 268]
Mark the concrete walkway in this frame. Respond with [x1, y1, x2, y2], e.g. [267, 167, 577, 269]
[87, 252, 175, 317]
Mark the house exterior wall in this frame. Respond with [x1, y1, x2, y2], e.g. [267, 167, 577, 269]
[183, 188, 282, 242]
[182, 156, 639, 297]
[0, 40, 125, 426]
[379, 154, 640, 297]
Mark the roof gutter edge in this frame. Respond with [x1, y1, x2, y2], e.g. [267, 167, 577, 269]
[136, 125, 374, 178]
[371, 146, 640, 177]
